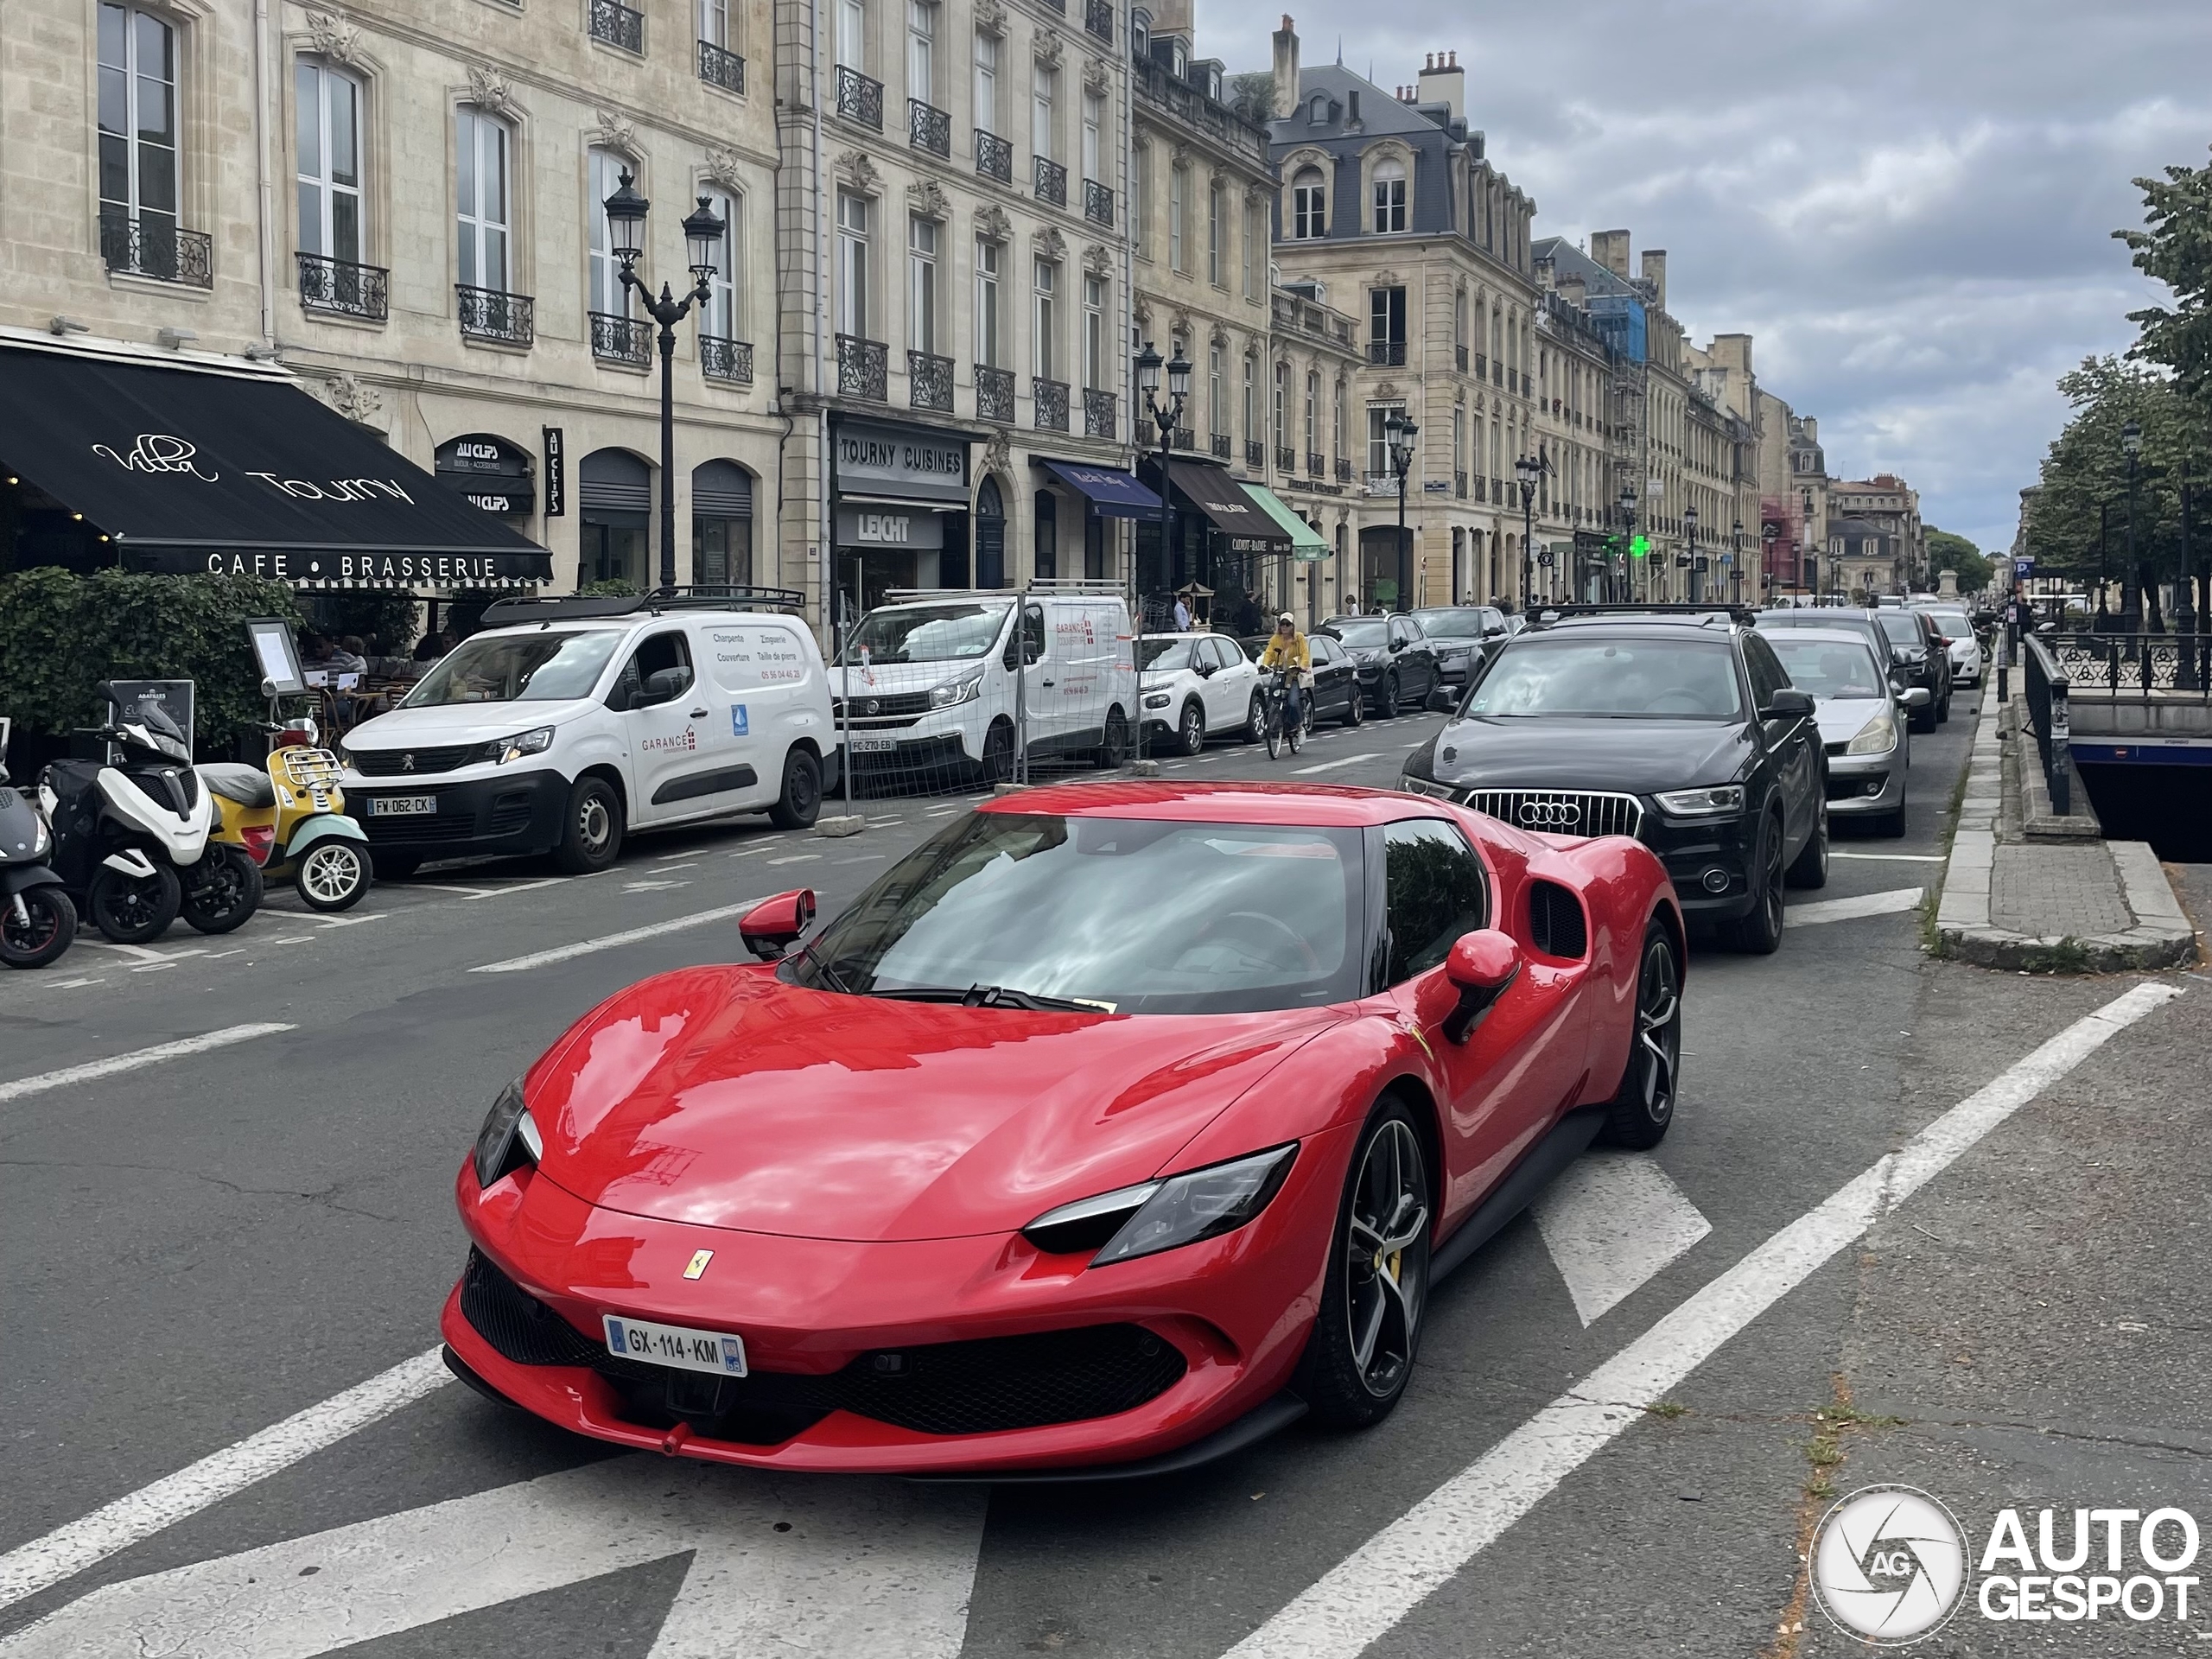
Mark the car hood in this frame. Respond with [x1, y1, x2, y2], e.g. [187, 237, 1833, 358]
[344, 699, 597, 750]
[1417, 716, 1751, 795]
[524, 964, 1343, 1243]
[833, 660, 989, 699]
[1812, 697, 1892, 746]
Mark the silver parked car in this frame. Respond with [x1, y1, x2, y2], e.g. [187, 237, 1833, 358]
[1764, 628, 1911, 837]
[1913, 605, 1984, 688]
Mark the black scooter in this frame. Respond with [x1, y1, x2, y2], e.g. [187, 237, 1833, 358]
[0, 740, 77, 969]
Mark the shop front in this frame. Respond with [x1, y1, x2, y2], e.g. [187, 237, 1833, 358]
[1134, 458, 1291, 632]
[830, 416, 970, 627]
[1031, 458, 1163, 582]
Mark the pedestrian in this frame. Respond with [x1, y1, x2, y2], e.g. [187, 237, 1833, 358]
[1173, 592, 1192, 632]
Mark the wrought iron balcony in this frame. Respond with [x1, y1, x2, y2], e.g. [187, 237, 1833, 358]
[975, 129, 1013, 184]
[837, 334, 887, 400]
[909, 349, 954, 410]
[1172, 426, 1196, 451]
[836, 65, 883, 129]
[697, 39, 746, 93]
[1335, 457, 1352, 482]
[1135, 419, 1156, 448]
[1306, 451, 1325, 476]
[1368, 340, 1406, 366]
[1210, 432, 1231, 460]
[1455, 470, 1469, 499]
[1492, 361, 1503, 386]
[700, 334, 753, 385]
[1033, 156, 1066, 207]
[1083, 179, 1114, 226]
[1245, 439, 1265, 468]
[1085, 0, 1113, 41]
[100, 209, 211, 287]
[1274, 445, 1295, 473]
[976, 364, 1014, 423]
[1491, 478, 1504, 505]
[296, 251, 387, 321]
[589, 0, 644, 53]
[590, 310, 652, 366]
[1475, 353, 1487, 378]
[1455, 344, 1469, 372]
[1084, 388, 1116, 439]
[1033, 377, 1069, 431]
[456, 284, 533, 346]
[909, 98, 950, 157]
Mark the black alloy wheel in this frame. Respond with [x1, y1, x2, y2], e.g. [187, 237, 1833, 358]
[1343, 683, 1365, 728]
[981, 721, 1017, 784]
[1785, 798, 1829, 889]
[1376, 672, 1400, 719]
[181, 843, 264, 934]
[1603, 925, 1682, 1148]
[88, 864, 181, 944]
[1296, 1103, 1432, 1427]
[553, 775, 623, 874]
[1726, 810, 1787, 955]
[1096, 708, 1129, 768]
[1177, 702, 1206, 756]
[768, 747, 823, 830]
[0, 887, 76, 969]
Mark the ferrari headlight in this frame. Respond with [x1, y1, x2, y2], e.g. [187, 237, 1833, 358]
[1654, 785, 1745, 817]
[473, 1077, 542, 1188]
[486, 726, 555, 766]
[928, 671, 984, 709]
[1846, 710, 1898, 754]
[1024, 1144, 1299, 1265]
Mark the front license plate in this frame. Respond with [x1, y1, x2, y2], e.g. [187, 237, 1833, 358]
[849, 737, 898, 753]
[603, 1313, 748, 1376]
[367, 794, 437, 817]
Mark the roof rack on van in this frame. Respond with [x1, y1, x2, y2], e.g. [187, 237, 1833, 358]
[880, 581, 1127, 602]
[480, 584, 810, 626]
[1532, 602, 1756, 629]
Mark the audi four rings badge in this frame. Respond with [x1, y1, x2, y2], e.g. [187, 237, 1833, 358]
[1519, 800, 1581, 828]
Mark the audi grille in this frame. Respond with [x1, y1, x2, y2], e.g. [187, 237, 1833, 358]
[1466, 789, 1644, 840]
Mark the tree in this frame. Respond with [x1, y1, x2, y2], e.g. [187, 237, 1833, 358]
[2116, 145, 2212, 410]
[1227, 73, 1275, 126]
[1924, 529, 1993, 594]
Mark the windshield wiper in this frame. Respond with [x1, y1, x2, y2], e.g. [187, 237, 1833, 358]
[871, 983, 1110, 1013]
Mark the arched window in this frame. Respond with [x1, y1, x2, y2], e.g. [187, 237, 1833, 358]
[579, 448, 652, 590]
[1034, 490, 1058, 580]
[1292, 165, 1325, 239]
[691, 459, 754, 586]
[1371, 156, 1406, 233]
[698, 186, 742, 348]
[1274, 360, 1288, 452]
[1131, 10, 1149, 57]
[1304, 370, 1319, 458]
[1308, 92, 1328, 124]
[976, 475, 1006, 588]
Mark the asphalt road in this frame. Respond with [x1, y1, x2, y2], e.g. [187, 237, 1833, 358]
[3, 690, 2205, 1657]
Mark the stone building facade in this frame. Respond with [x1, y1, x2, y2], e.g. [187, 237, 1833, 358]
[1828, 474, 1923, 600]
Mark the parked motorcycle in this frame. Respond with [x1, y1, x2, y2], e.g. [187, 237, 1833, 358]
[0, 748, 76, 969]
[200, 715, 372, 912]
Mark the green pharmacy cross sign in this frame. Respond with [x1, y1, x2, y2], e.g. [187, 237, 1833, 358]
[1630, 534, 1652, 560]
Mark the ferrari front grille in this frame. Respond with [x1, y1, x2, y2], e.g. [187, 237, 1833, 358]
[459, 1248, 601, 1366]
[1466, 788, 1643, 840]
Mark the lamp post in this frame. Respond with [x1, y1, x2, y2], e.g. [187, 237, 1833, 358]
[2121, 418, 2143, 632]
[1684, 504, 1700, 605]
[1800, 486, 1815, 605]
[601, 170, 725, 589]
[1514, 453, 1540, 614]
[1134, 340, 1191, 761]
[1732, 518, 1745, 604]
[1617, 484, 1637, 604]
[1387, 410, 1420, 613]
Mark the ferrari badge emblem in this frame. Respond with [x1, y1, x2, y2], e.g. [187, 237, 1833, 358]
[683, 1249, 714, 1280]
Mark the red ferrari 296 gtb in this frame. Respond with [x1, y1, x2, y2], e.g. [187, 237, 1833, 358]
[442, 780, 1684, 1476]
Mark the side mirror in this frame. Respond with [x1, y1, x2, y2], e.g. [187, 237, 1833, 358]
[1427, 686, 1458, 713]
[1441, 930, 1522, 1045]
[1194, 660, 1216, 678]
[739, 888, 817, 961]
[1903, 685, 1932, 710]
[1389, 638, 1406, 652]
[1763, 688, 1815, 719]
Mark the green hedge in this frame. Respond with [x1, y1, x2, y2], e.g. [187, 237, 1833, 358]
[0, 568, 303, 745]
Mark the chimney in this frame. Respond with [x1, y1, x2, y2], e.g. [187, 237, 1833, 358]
[1589, 229, 1631, 281]
[1416, 48, 1465, 119]
[1271, 16, 1300, 125]
[1560, 273, 1586, 308]
[1640, 249, 1667, 310]
[1710, 332, 1752, 378]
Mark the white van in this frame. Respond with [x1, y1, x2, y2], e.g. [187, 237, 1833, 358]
[338, 592, 835, 877]
[833, 584, 1135, 784]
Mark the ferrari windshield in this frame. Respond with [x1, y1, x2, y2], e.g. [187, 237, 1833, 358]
[789, 812, 1366, 1014]
[400, 631, 623, 706]
[840, 602, 1010, 664]
[1465, 639, 1745, 720]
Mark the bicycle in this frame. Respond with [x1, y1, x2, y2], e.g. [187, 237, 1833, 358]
[1262, 671, 1306, 760]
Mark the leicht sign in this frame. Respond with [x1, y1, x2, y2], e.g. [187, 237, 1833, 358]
[834, 505, 945, 549]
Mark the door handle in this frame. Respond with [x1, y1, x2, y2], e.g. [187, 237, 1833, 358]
[690, 708, 709, 718]
[1040, 679, 1056, 687]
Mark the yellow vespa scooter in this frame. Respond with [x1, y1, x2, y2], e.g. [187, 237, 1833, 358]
[199, 719, 372, 912]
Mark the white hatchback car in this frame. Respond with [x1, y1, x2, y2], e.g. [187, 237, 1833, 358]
[1136, 632, 1264, 754]
[1914, 606, 1984, 687]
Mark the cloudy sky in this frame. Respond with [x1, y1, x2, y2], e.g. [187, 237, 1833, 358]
[1200, 0, 2212, 554]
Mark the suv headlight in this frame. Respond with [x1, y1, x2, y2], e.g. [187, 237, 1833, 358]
[485, 726, 554, 766]
[928, 671, 983, 709]
[1143, 691, 1172, 709]
[473, 1077, 543, 1188]
[1400, 776, 1458, 800]
[1655, 785, 1745, 817]
[1846, 710, 1898, 754]
[1022, 1144, 1298, 1265]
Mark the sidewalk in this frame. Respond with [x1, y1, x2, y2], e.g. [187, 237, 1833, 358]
[1932, 689, 2196, 970]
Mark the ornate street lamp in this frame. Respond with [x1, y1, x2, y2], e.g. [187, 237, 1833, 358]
[601, 169, 724, 588]
[1617, 483, 1638, 603]
[1683, 504, 1700, 605]
[1387, 410, 1420, 613]
[2122, 418, 2143, 632]
[1133, 340, 1191, 760]
[1515, 453, 1541, 614]
[1731, 518, 1745, 603]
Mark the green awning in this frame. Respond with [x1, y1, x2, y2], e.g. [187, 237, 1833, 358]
[1243, 485, 1332, 561]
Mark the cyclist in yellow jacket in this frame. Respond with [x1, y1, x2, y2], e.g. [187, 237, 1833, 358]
[1257, 613, 1312, 734]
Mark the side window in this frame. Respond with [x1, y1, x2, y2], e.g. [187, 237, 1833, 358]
[615, 630, 693, 709]
[1196, 637, 1224, 671]
[1383, 818, 1490, 985]
[1743, 637, 1784, 709]
[1217, 636, 1246, 666]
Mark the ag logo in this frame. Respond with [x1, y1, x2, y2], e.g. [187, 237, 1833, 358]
[1811, 1485, 1969, 1645]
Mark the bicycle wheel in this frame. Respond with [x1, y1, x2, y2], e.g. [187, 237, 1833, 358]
[1265, 700, 1281, 760]
[1287, 705, 1303, 754]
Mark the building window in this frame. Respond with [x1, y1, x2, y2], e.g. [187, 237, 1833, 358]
[588, 148, 633, 317]
[907, 0, 935, 100]
[836, 0, 865, 67]
[975, 236, 1000, 365]
[296, 60, 363, 266]
[973, 29, 997, 130]
[1130, 9, 1149, 57]
[1168, 165, 1186, 271]
[1242, 200, 1259, 297]
[1033, 257, 1056, 380]
[1032, 62, 1056, 161]
[454, 105, 512, 291]
[1333, 380, 1345, 460]
[1372, 156, 1406, 233]
[1307, 92, 1327, 124]
[1208, 344, 1223, 435]
[1304, 371, 1319, 457]
[907, 214, 937, 352]
[1243, 354, 1257, 442]
[1081, 90, 1102, 186]
[1291, 166, 1325, 238]
[700, 0, 732, 47]
[1273, 361, 1287, 450]
[1035, 491, 1058, 579]
[1207, 179, 1222, 285]
[836, 190, 869, 337]
[99, 4, 180, 249]
[1369, 285, 1405, 359]
[1135, 144, 1153, 257]
[1367, 405, 1402, 479]
[700, 186, 741, 338]
[1083, 273, 1105, 390]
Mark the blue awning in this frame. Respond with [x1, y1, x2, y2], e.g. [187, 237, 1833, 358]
[1034, 459, 1164, 519]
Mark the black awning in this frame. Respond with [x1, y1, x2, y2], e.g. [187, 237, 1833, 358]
[0, 342, 552, 588]
[1144, 459, 1291, 554]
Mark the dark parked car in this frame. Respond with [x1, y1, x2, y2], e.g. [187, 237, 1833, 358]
[1236, 631, 1365, 728]
[1402, 611, 1827, 953]
[1411, 606, 1513, 687]
[1757, 607, 1945, 732]
[1317, 613, 1442, 716]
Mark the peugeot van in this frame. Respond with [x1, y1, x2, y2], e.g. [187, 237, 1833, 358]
[337, 591, 835, 877]
[833, 585, 1135, 785]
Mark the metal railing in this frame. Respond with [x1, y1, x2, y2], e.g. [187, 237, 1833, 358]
[1172, 426, 1195, 450]
[100, 209, 212, 287]
[1033, 377, 1069, 430]
[1335, 457, 1352, 482]
[1245, 439, 1265, 468]
[589, 0, 644, 51]
[1034, 156, 1067, 207]
[1455, 470, 1469, 499]
[836, 334, 887, 399]
[1084, 388, 1116, 438]
[975, 128, 1013, 184]
[1369, 340, 1405, 365]
[909, 349, 954, 410]
[1208, 432, 1230, 459]
[1302, 450, 1322, 475]
[456, 284, 533, 346]
[699, 334, 753, 385]
[2023, 634, 2073, 816]
[1455, 344, 1469, 372]
[296, 251, 387, 320]
[2043, 631, 2212, 700]
[697, 38, 746, 93]
[1129, 58, 1268, 166]
[836, 65, 883, 128]
[909, 97, 950, 156]
[1135, 418, 1155, 447]
[1274, 444, 1296, 472]
[1084, 179, 1114, 226]
[976, 364, 1014, 422]
[590, 310, 652, 365]
[1085, 0, 1113, 41]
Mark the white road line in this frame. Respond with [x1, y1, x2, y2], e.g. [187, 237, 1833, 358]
[768, 854, 823, 866]
[461, 877, 569, 900]
[1220, 982, 2183, 1659]
[1290, 753, 1382, 775]
[129, 962, 175, 973]
[314, 913, 386, 927]
[1831, 851, 1946, 862]
[0, 1023, 296, 1107]
[66, 939, 165, 961]
[0, 1348, 447, 1616]
[1783, 887, 1923, 928]
[468, 899, 766, 974]
[48, 977, 105, 989]
[650, 861, 701, 874]
[0, 1453, 985, 1659]
[621, 880, 689, 893]
[1532, 1153, 1713, 1326]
